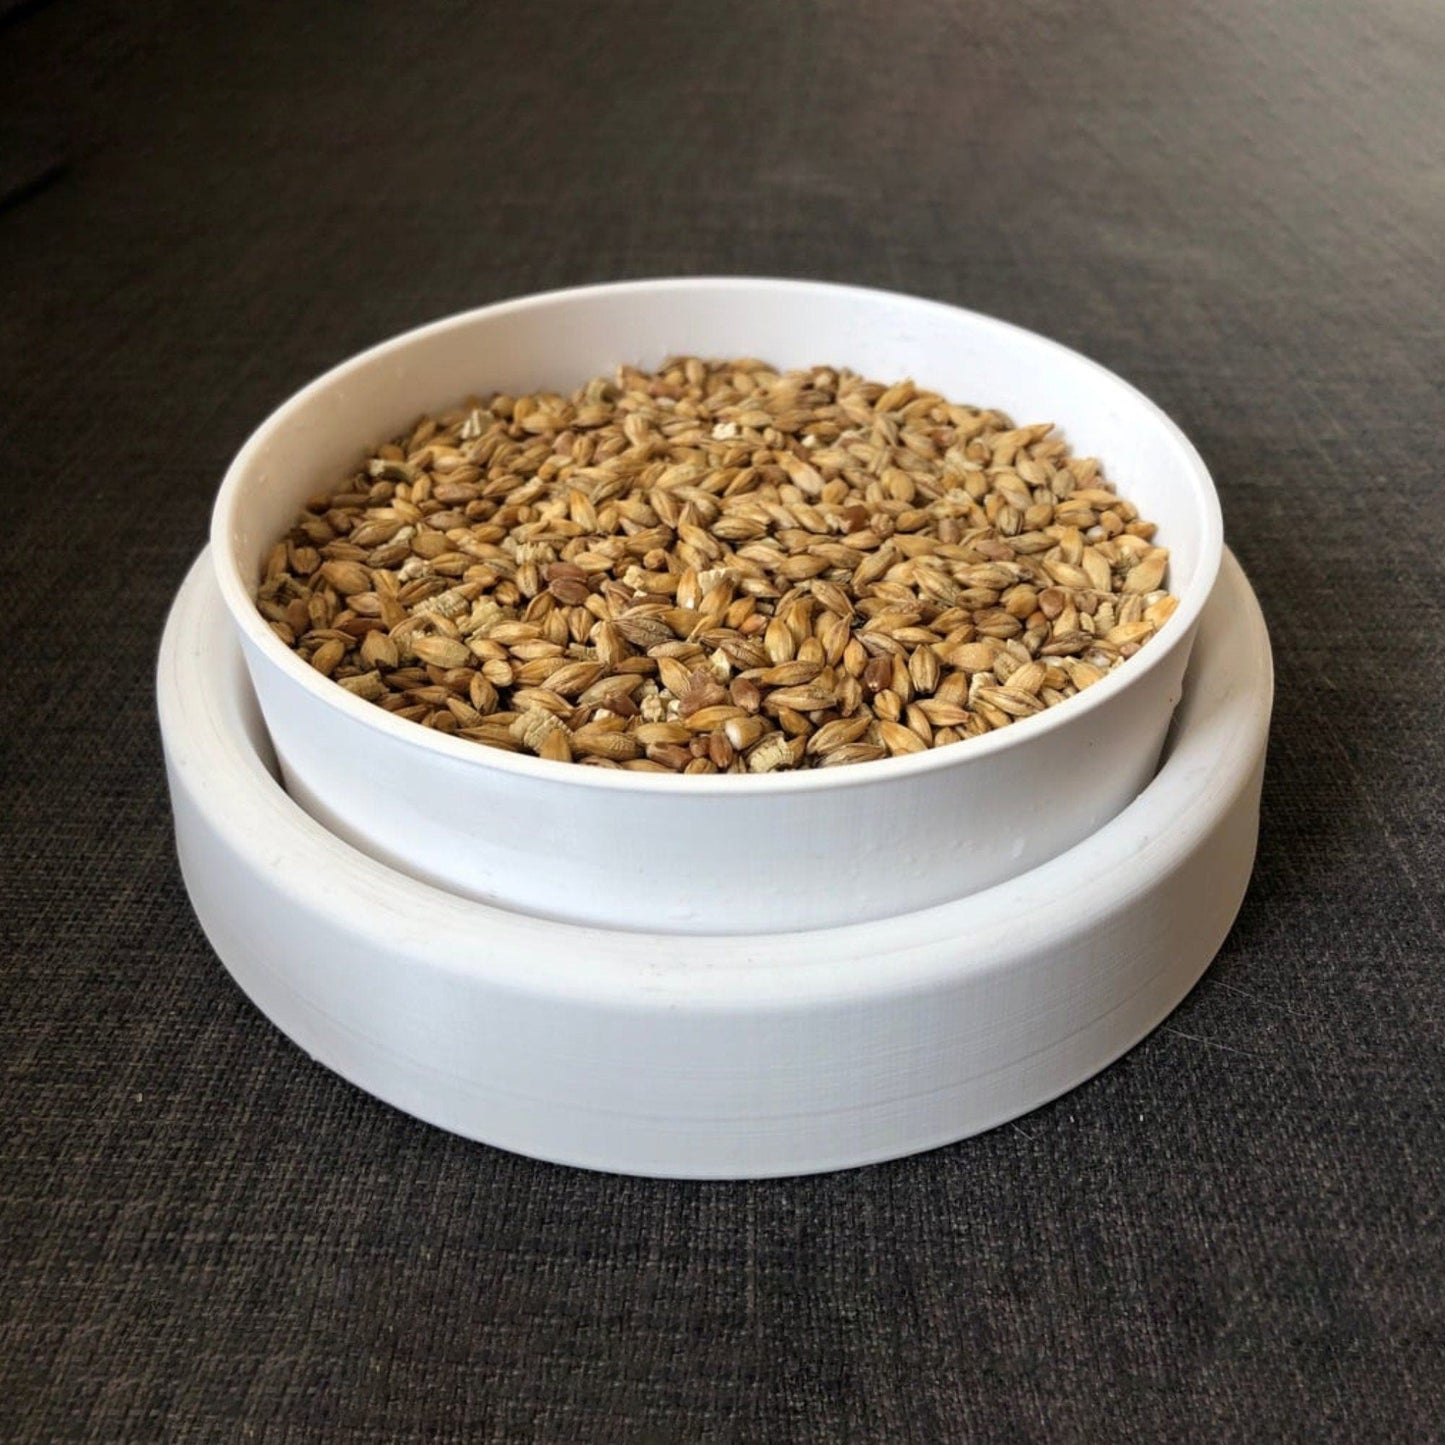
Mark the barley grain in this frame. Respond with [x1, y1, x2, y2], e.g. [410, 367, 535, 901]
[259, 359, 1176, 772]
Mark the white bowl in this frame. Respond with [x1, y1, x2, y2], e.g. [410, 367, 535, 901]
[211, 278, 1223, 934]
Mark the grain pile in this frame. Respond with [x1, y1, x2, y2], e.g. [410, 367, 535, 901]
[255, 359, 1178, 773]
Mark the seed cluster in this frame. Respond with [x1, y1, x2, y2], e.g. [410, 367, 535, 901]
[255, 358, 1177, 774]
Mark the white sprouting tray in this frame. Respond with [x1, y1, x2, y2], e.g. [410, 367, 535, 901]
[159, 549, 1272, 1179]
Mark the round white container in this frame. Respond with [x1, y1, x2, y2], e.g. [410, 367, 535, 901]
[161, 549, 1272, 1179]
[211, 278, 1223, 933]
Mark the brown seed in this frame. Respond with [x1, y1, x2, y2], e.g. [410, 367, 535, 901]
[309, 639, 346, 677]
[1104, 620, 1156, 647]
[444, 696, 483, 728]
[764, 684, 838, 713]
[914, 699, 973, 727]
[647, 742, 695, 771]
[569, 724, 641, 761]
[594, 620, 627, 666]
[759, 660, 823, 687]
[410, 635, 472, 670]
[763, 616, 796, 665]
[908, 645, 941, 696]
[1040, 630, 1093, 657]
[842, 637, 870, 678]
[811, 579, 855, 619]
[952, 642, 998, 673]
[904, 704, 934, 746]
[614, 613, 675, 650]
[805, 716, 873, 754]
[973, 685, 1045, 718]
[862, 655, 894, 694]
[468, 674, 499, 713]
[874, 688, 902, 723]
[510, 686, 569, 715]
[879, 720, 927, 756]
[532, 727, 569, 762]
[360, 630, 399, 670]
[730, 676, 763, 713]
[336, 670, 386, 701]
[1146, 594, 1180, 628]
[1123, 552, 1168, 594]
[655, 655, 694, 698]
[819, 743, 889, 767]
[746, 733, 797, 773]
[258, 359, 1172, 771]
[548, 576, 591, 605]
[723, 715, 769, 750]
[814, 611, 851, 666]
[775, 706, 813, 737]
[510, 708, 567, 754]
[320, 560, 373, 596]
[934, 671, 971, 707]
[1006, 661, 1047, 696]
[543, 661, 606, 698]
[634, 721, 693, 746]
[1081, 547, 1113, 592]
[1037, 586, 1067, 620]
[1065, 659, 1107, 689]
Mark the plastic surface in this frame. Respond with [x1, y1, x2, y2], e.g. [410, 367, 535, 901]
[210, 279, 1223, 934]
[160, 548, 1271, 1179]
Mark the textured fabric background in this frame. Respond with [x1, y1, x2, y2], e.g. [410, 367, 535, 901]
[2, 1, 1441, 1439]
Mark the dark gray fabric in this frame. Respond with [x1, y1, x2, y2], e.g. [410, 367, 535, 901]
[2, 1, 1441, 1439]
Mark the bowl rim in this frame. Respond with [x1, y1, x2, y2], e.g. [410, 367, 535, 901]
[210, 275, 1224, 797]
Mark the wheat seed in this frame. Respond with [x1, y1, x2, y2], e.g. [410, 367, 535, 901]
[255, 358, 1177, 772]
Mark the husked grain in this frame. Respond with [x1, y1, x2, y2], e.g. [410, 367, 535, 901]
[255, 359, 1177, 771]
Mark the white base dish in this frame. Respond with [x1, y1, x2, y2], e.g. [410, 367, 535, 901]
[160, 548, 1271, 1179]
